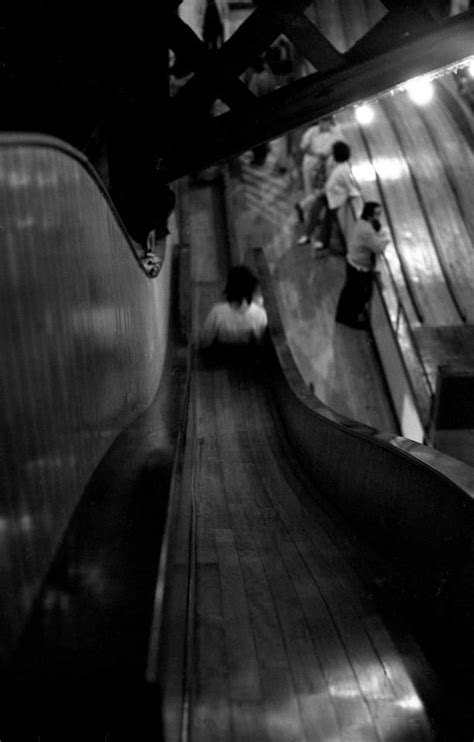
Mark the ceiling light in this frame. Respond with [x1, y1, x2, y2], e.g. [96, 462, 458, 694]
[354, 104, 374, 125]
[405, 77, 434, 105]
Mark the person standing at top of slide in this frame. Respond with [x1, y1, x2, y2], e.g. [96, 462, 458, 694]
[298, 117, 343, 202]
[296, 120, 346, 248]
[315, 140, 363, 253]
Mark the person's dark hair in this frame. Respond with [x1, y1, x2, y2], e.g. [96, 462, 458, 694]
[361, 201, 381, 220]
[332, 140, 351, 162]
[224, 265, 259, 305]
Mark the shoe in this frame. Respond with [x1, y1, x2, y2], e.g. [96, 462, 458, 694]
[311, 239, 325, 250]
[297, 235, 310, 245]
[295, 203, 304, 223]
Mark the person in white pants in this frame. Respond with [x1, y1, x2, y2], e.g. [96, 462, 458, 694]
[296, 117, 344, 224]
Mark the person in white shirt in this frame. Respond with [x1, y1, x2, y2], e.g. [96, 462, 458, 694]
[296, 118, 344, 243]
[335, 202, 390, 329]
[297, 140, 361, 252]
[201, 265, 268, 348]
[298, 116, 344, 200]
[317, 140, 362, 253]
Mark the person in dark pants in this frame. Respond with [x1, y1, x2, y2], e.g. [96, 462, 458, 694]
[296, 117, 344, 243]
[316, 140, 362, 253]
[335, 202, 390, 329]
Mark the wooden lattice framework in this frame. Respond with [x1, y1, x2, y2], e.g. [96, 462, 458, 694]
[161, 1, 474, 181]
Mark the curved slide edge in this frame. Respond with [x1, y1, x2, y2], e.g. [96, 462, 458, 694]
[0, 133, 179, 664]
[252, 247, 474, 649]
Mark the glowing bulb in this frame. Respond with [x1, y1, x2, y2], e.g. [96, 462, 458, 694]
[354, 104, 374, 125]
[405, 77, 434, 105]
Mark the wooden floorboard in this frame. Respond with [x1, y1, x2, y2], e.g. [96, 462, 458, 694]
[186, 357, 436, 740]
[192, 562, 232, 742]
[181, 177, 438, 740]
[251, 379, 438, 703]
[234, 397, 390, 736]
[214, 365, 343, 738]
[421, 84, 474, 243]
[383, 93, 474, 322]
[215, 528, 262, 703]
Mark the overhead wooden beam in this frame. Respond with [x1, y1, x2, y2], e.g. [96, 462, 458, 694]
[167, 14, 256, 110]
[168, 0, 313, 118]
[160, 11, 474, 182]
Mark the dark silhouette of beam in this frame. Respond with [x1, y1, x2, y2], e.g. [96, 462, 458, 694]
[160, 11, 474, 182]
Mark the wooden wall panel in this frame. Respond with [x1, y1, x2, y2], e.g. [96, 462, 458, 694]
[0, 137, 173, 659]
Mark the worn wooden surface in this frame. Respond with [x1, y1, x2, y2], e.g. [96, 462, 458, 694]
[188, 347, 436, 741]
[180, 178, 438, 740]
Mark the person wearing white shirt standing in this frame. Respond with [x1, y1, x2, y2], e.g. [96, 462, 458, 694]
[297, 140, 361, 252]
[296, 118, 344, 241]
[335, 202, 390, 329]
[317, 140, 362, 253]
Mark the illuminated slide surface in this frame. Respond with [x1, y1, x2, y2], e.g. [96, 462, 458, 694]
[154, 181, 474, 741]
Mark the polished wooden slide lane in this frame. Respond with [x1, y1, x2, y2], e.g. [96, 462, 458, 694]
[423, 80, 474, 243]
[342, 101, 460, 326]
[382, 93, 474, 322]
[190, 352, 435, 741]
[183, 181, 436, 740]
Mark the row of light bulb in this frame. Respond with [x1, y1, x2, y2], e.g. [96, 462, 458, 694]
[354, 59, 474, 125]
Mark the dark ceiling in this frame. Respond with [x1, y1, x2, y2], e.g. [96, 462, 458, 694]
[161, 0, 474, 180]
[1, 2, 472, 240]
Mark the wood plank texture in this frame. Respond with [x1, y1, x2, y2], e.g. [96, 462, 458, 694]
[187, 347, 436, 740]
[421, 81, 474, 244]
[382, 94, 474, 322]
[181, 169, 439, 738]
